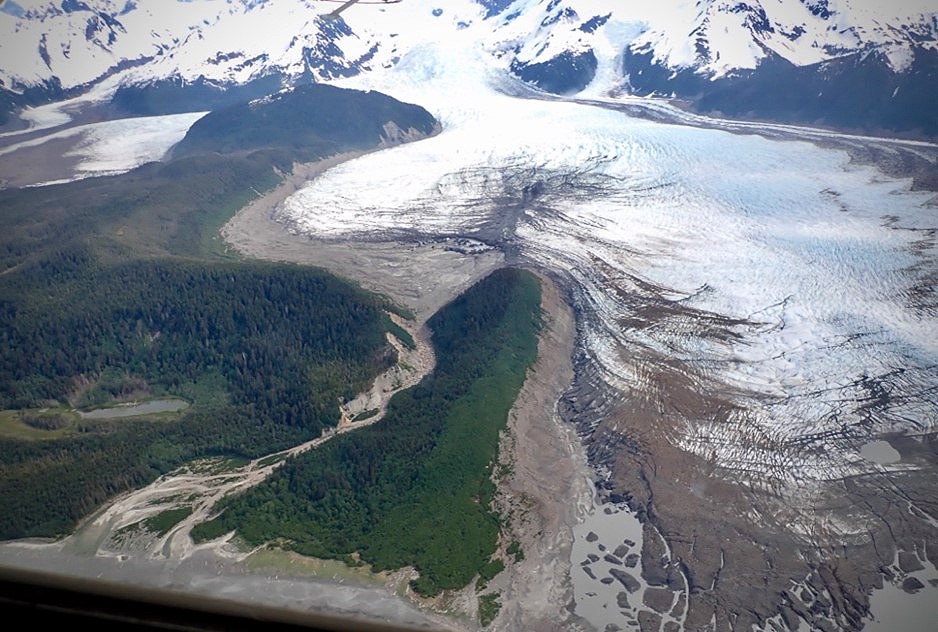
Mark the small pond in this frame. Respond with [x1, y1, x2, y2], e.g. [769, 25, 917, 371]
[78, 398, 189, 420]
[860, 439, 901, 465]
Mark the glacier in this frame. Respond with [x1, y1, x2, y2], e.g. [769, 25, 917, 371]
[279, 2, 938, 521]
[269, 14, 938, 625]
[0, 110, 207, 186]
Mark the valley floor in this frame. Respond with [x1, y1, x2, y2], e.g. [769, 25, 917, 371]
[0, 301, 455, 629]
[489, 271, 592, 631]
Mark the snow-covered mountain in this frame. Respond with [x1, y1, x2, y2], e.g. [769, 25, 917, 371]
[1, 3, 937, 630]
[1, 0, 936, 134]
[496, 0, 938, 82]
[493, 0, 938, 134]
[0, 0, 381, 120]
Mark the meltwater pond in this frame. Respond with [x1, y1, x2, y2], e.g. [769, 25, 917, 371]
[78, 399, 190, 420]
[570, 503, 686, 631]
[860, 440, 902, 465]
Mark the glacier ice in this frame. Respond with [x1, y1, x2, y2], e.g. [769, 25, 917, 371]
[279, 30, 938, 498]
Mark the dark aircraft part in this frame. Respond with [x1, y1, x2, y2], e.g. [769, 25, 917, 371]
[0, 566, 433, 632]
[320, 0, 402, 19]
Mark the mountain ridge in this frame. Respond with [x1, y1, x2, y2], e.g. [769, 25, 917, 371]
[1, 1, 936, 131]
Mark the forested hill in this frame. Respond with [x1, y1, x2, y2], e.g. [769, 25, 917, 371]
[0, 84, 439, 272]
[0, 260, 396, 539]
[191, 268, 543, 597]
[0, 84, 437, 539]
[172, 84, 437, 160]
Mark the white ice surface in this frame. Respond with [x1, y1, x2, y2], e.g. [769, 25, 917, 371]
[278, 9, 938, 493]
[0, 97, 75, 139]
[0, 111, 206, 183]
[62, 111, 207, 175]
[14, 101, 71, 131]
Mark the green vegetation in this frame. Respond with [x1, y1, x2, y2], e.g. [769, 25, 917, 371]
[0, 404, 188, 441]
[1, 259, 394, 415]
[194, 269, 542, 596]
[0, 152, 282, 269]
[351, 409, 380, 422]
[506, 540, 524, 563]
[19, 412, 70, 431]
[243, 548, 385, 585]
[113, 519, 146, 541]
[142, 507, 193, 537]
[0, 409, 80, 440]
[383, 315, 416, 350]
[478, 558, 505, 583]
[479, 592, 502, 627]
[0, 260, 395, 539]
[0, 86, 434, 272]
[73, 371, 151, 410]
[190, 519, 232, 545]
[0, 85, 436, 541]
[186, 456, 252, 475]
[255, 453, 288, 468]
[475, 556, 505, 593]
